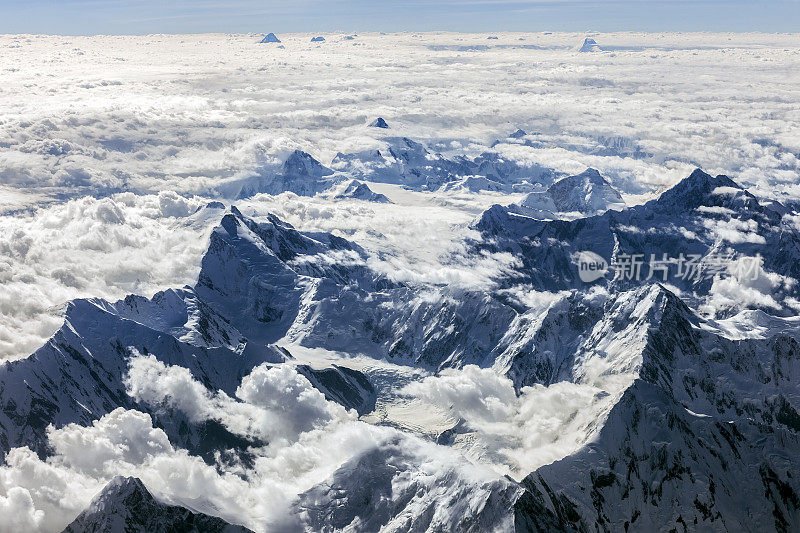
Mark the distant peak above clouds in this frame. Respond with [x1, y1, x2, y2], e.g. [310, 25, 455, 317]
[369, 117, 389, 129]
[259, 33, 281, 43]
[513, 167, 625, 218]
[579, 37, 602, 52]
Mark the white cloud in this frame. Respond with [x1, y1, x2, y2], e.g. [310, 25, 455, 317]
[706, 255, 794, 313]
[0, 194, 213, 361]
[0, 487, 44, 533]
[1, 32, 799, 204]
[701, 217, 767, 244]
[125, 354, 354, 444]
[0, 359, 477, 532]
[401, 365, 619, 477]
[0, 31, 799, 532]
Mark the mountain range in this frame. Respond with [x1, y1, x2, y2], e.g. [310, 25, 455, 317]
[1, 165, 799, 531]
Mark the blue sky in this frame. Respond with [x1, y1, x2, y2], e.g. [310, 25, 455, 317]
[1, 0, 798, 34]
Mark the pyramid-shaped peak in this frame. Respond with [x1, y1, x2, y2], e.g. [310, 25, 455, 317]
[653, 169, 743, 211]
[664, 168, 739, 198]
[336, 180, 391, 203]
[311, 36, 326, 42]
[63, 475, 254, 532]
[548, 168, 617, 193]
[283, 150, 333, 177]
[579, 37, 602, 52]
[574, 167, 606, 182]
[369, 117, 389, 129]
[78, 476, 156, 517]
[681, 168, 738, 189]
[260, 33, 281, 43]
[546, 168, 624, 214]
[509, 129, 527, 139]
[102, 476, 149, 498]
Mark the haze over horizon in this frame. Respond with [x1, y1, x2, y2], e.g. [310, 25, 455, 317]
[2, 0, 799, 35]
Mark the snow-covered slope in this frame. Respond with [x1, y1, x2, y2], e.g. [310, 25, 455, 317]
[579, 37, 602, 52]
[523, 284, 800, 531]
[512, 168, 625, 218]
[225, 150, 336, 199]
[330, 137, 555, 192]
[546, 168, 625, 214]
[293, 436, 546, 532]
[333, 180, 392, 203]
[62, 476, 252, 532]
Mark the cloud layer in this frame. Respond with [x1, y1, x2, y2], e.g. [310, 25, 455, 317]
[1, 32, 799, 204]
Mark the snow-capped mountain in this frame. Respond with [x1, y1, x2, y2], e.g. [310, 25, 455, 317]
[228, 150, 336, 199]
[333, 180, 392, 203]
[212, 133, 560, 200]
[259, 33, 280, 44]
[511, 168, 625, 218]
[62, 476, 252, 532]
[546, 168, 625, 214]
[330, 137, 554, 191]
[291, 281, 800, 531]
[0, 209, 384, 459]
[369, 117, 389, 129]
[475, 169, 800, 311]
[579, 37, 602, 52]
[1, 168, 799, 531]
[523, 284, 800, 531]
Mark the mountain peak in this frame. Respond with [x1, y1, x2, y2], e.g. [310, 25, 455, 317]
[259, 33, 280, 44]
[282, 150, 333, 178]
[62, 476, 253, 532]
[335, 180, 391, 203]
[369, 117, 389, 129]
[106, 475, 146, 492]
[579, 37, 602, 52]
[544, 168, 624, 214]
[653, 169, 742, 211]
[573, 167, 604, 182]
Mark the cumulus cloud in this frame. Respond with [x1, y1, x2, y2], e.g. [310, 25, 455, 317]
[401, 365, 619, 476]
[3, 355, 590, 531]
[125, 354, 353, 443]
[701, 217, 767, 245]
[0, 193, 212, 361]
[0, 358, 423, 532]
[0, 487, 44, 533]
[0, 447, 101, 532]
[707, 254, 795, 313]
[49, 408, 174, 476]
